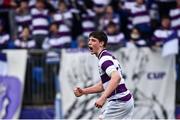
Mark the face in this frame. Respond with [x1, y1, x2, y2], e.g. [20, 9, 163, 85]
[22, 28, 30, 39]
[88, 37, 104, 56]
[21, 1, 28, 10]
[36, 1, 45, 10]
[107, 25, 116, 34]
[106, 6, 113, 15]
[59, 3, 66, 12]
[131, 28, 140, 40]
[50, 24, 58, 33]
[161, 18, 170, 29]
[136, 0, 144, 5]
[78, 40, 86, 48]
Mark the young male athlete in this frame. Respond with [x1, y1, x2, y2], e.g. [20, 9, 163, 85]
[73, 31, 134, 119]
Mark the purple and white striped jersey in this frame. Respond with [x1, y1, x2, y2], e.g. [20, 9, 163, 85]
[152, 28, 177, 44]
[107, 32, 125, 44]
[52, 10, 73, 43]
[98, 49, 131, 101]
[0, 33, 10, 45]
[14, 37, 36, 49]
[15, 13, 32, 36]
[82, 9, 96, 37]
[31, 8, 49, 35]
[169, 8, 180, 38]
[131, 4, 150, 26]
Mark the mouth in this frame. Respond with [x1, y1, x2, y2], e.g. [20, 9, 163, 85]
[88, 46, 93, 52]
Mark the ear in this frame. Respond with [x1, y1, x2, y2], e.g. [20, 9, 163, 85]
[100, 41, 104, 47]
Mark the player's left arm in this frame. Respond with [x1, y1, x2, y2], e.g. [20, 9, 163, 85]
[95, 70, 121, 108]
[101, 70, 121, 100]
[99, 57, 122, 100]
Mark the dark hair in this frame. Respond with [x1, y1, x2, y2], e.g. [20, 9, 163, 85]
[89, 31, 108, 47]
[161, 15, 170, 19]
[107, 21, 116, 27]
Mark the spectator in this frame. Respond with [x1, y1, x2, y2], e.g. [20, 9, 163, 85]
[30, 0, 50, 49]
[126, 27, 148, 48]
[14, 26, 36, 49]
[15, 0, 32, 37]
[77, 35, 87, 49]
[122, 0, 136, 11]
[106, 21, 126, 50]
[28, 0, 36, 10]
[99, 5, 120, 31]
[121, 0, 136, 31]
[0, 20, 10, 49]
[169, 0, 180, 38]
[130, 0, 152, 38]
[81, 2, 96, 37]
[47, 0, 59, 10]
[169, 0, 180, 82]
[43, 22, 70, 50]
[52, 1, 73, 48]
[92, 0, 110, 16]
[151, 16, 178, 49]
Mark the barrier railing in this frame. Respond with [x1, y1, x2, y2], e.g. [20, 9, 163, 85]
[23, 49, 60, 106]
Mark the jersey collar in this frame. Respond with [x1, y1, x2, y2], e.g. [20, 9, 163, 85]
[98, 49, 107, 59]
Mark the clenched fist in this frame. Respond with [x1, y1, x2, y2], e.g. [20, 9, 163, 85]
[73, 87, 84, 97]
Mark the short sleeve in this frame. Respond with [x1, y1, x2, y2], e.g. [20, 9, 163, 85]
[100, 56, 117, 77]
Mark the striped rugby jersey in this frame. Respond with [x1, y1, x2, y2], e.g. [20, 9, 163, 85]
[98, 49, 131, 101]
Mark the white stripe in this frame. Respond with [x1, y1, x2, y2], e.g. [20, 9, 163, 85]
[32, 30, 48, 35]
[83, 32, 92, 37]
[171, 18, 180, 27]
[105, 65, 116, 77]
[162, 38, 179, 57]
[86, 9, 96, 16]
[16, 15, 31, 22]
[49, 37, 71, 45]
[92, 0, 110, 5]
[14, 40, 21, 46]
[0, 61, 7, 76]
[107, 33, 125, 43]
[133, 15, 150, 25]
[27, 41, 36, 48]
[32, 19, 48, 26]
[31, 8, 48, 15]
[123, 2, 136, 11]
[0, 34, 9, 44]
[154, 30, 172, 38]
[53, 12, 72, 21]
[58, 25, 71, 32]
[99, 56, 113, 66]
[82, 21, 95, 28]
[170, 9, 179, 17]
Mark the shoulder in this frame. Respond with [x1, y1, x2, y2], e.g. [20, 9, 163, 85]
[99, 51, 115, 67]
[99, 55, 113, 65]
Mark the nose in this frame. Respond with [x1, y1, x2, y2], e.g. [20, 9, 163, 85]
[88, 40, 91, 45]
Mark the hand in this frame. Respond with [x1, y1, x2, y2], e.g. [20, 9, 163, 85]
[73, 87, 84, 97]
[95, 96, 107, 108]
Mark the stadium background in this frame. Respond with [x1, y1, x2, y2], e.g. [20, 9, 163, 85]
[0, 0, 179, 119]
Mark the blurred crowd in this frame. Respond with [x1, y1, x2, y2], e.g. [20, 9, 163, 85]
[0, 0, 179, 51]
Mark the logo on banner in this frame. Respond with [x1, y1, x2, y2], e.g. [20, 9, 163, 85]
[147, 72, 165, 80]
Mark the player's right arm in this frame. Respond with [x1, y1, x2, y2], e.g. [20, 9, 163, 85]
[73, 81, 104, 97]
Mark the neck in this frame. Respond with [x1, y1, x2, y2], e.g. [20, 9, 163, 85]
[96, 47, 105, 58]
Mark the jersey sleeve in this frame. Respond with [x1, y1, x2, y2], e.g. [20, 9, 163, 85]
[100, 56, 117, 77]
